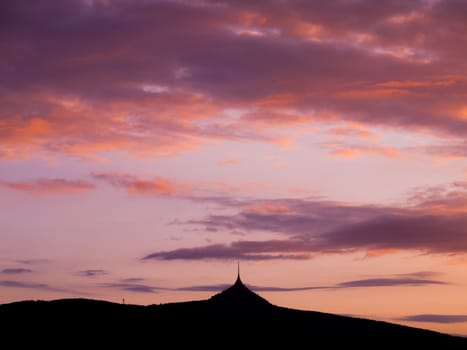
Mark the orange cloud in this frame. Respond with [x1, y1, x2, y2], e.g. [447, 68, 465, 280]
[325, 143, 401, 158]
[377, 80, 455, 88]
[92, 173, 190, 197]
[337, 88, 411, 99]
[0, 178, 95, 195]
[0, 92, 220, 160]
[218, 157, 242, 167]
[247, 204, 289, 214]
[331, 149, 359, 158]
[364, 248, 400, 258]
[327, 124, 376, 139]
[255, 93, 299, 106]
[3, 0, 467, 164]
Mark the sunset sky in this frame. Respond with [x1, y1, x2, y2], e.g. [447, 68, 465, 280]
[2, 0, 467, 336]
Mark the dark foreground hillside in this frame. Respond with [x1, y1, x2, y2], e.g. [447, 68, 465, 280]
[1, 276, 466, 347]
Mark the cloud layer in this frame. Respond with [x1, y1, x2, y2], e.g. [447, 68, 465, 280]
[169, 272, 446, 292]
[144, 183, 467, 260]
[2, 0, 467, 158]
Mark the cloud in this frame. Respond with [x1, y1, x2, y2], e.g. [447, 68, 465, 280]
[121, 278, 145, 283]
[421, 142, 467, 159]
[326, 125, 376, 139]
[15, 259, 50, 265]
[0, 280, 49, 289]
[176, 284, 231, 292]
[3, 1, 467, 159]
[336, 277, 447, 288]
[175, 271, 444, 292]
[0, 178, 95, 194]
[177, 283, 327, 292]
[92, 173, 189, 196]
[218, 157, 242, 167]
[143, 183, 467, 260]
[1, 268, 33, 274]
[399, 315, 467, 324]
[0, 280, 70, 293]
[102, 282, 159, 293]
[78, 269, 108, 278]
[321, 142, 402, 158]
[143, 240, 312, 261]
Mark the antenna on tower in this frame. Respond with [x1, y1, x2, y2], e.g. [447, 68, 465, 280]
[235, 260, 242, 284]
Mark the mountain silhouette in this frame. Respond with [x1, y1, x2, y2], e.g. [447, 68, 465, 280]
[2, 274, 466, 347]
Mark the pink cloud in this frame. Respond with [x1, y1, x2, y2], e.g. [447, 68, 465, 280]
[218, 157, 242, 167]
[0, 178, 95, 195]
[143, 182, 467, 260]
[321, 142, 402, 158]
[1, 0, 467, 160]
[92, 173, 190, 197]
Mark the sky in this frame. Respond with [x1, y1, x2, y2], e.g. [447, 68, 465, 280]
[2, 0, 467, 336]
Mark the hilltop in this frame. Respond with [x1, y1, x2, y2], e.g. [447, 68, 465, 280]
[1, 275, 466, 346]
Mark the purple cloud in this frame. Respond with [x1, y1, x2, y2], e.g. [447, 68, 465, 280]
[0, 280, 48, 289]
[175, 284, 231, 292]
[15, 259, 50, 265]
[174, 271, 445, 292]
[100, 278, 161, 293]
[144, 183, 467, 260]
[143, 240, 312, 261]
[0, 280, 72, 293]
[400, 315, 467, 324]
[121, 278, 145, 283]
[336, 277, 447, 288]
[1, 268, 33, 274]
[78, 269, 108, 278]
[3, 1, 467, 159]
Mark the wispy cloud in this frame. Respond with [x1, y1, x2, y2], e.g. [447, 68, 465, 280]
[336, 277, 447, 288]
[102, 282, 159, 294]
[92, 173, 190, 197]
[78, 269, 108, 278]
[0, 178, 95, 195]
[174, 272, 445, 292]
[15, 259, 50, 265]
[0, 280, 70, 293]
[121, 278, 146, 283]
[175, 284, 231, 292]
[1, 268, 33, 275]
[218, 157, 242, 167]
[400, 315, 467, 324]
[143, 240, 312, 261]
[0, 280, 49, 289]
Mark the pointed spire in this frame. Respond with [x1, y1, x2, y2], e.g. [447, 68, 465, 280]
[235, 260, 242, 284]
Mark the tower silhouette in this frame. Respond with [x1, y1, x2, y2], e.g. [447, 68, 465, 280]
[209, 261, 271, 309]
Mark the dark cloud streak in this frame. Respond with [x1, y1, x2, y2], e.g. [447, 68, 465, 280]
[78, 269, 108, 278]
[400, 315, 467, 324]
[336, 278, 447, 288]
[174, 272, 446, 292]
[1, 268, 33, 274]
[0, 280, 71, 293]
[102, 282, 159, 294]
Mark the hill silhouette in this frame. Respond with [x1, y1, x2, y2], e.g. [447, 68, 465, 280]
[1, 274, 466, 346]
